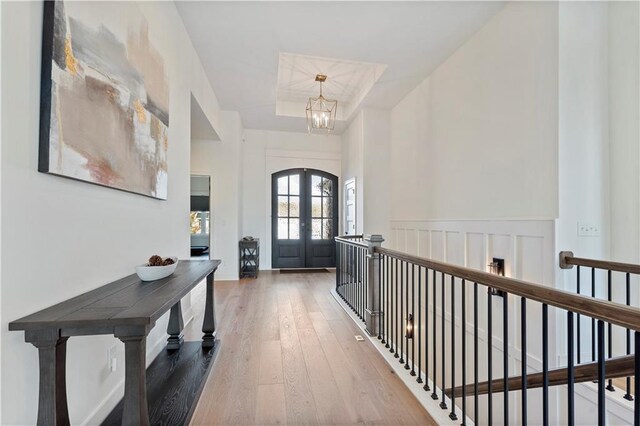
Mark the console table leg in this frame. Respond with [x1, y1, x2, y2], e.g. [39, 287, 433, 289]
[26, 330, 70, 426]
[202, 272, 217, 348]
[166, 302, 184, 350]
[118, 335, 149, 426]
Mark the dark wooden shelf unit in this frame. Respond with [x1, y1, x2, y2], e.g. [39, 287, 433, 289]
[239, 239, 259, 278]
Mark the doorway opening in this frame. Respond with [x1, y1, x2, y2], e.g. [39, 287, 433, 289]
[271, 168, 338, 269]
[190, 175, 211, 258]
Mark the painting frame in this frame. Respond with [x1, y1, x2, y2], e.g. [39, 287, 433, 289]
[38, 0, 170, 200]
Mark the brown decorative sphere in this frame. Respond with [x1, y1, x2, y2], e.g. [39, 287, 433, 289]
[148, 255, 163, 266]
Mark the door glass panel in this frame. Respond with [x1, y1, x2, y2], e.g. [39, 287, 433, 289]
[289, 196, 299, 217]
[311, 219, 322, 239]
[322, 178, 333, 196]
[311, 175, 322, 196]
[289, 218, 300, 239]
[278, 218, 288, 239]
[323, 219, 333, 239]
[322, 197, 333, 218]
[311, 197, 322, 217]
[278, 176, 288, 195]
[289, 175, 300, 195]
[278, 196, 288, 217]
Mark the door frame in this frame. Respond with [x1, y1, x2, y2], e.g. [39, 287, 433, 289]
[344, 177, 356, 236]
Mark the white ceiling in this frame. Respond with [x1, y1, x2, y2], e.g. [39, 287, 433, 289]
[177, 1, 505, 134]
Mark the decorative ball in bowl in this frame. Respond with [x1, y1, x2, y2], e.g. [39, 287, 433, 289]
[135, 255, 178, 281]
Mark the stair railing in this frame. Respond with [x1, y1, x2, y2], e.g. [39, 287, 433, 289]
[334, 237, 640, 425]
[560, 251, 640, 401]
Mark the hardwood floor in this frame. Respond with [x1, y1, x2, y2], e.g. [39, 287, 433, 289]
[186, 270, 435, 425]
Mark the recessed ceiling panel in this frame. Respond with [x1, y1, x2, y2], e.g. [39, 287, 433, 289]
[276, 52, 386, 121]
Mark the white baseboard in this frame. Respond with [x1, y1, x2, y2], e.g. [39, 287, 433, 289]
[81, 311, 195, 425]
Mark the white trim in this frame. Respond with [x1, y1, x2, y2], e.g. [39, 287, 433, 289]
[344, 177, 357, 236]
[266, 149, 341, 161]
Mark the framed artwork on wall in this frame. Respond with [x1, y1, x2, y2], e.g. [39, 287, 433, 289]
[38, 0, 170, 199]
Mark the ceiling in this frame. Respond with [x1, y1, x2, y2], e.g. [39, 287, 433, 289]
[177, 1, 505, 134]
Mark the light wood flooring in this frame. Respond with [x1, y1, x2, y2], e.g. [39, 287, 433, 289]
[186, 270, 435, 425]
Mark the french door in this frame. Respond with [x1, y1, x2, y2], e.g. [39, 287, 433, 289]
[272, 168, 338, 269]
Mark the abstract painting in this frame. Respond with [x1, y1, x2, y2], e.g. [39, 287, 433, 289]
[39, 1, 170, 199]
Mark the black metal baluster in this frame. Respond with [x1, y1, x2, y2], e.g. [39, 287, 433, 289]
[597, 320, 605, 426]
[378, 252, 382, 340]
[625, 272, 633, 401]
[606, 270, 614, 392]
[441, 272, 447, 409]
[343, 245, 353, 306]
[347, 245, 351, 307]
[336, 242, 340, 292]
[431, 269, 438, 400]
[351, 245, 354, 310]
[577, 266, 581, 365]
[474, 283, 479, 424]
[488, 287, 493, 425]
[503, 291, 509, 426]
[417, 266, 423, 384]
[400, 261, 405, 364]
[431, 269, 438, 399]
[385, 255, 390, 348]
[424, 268, 430, 391]
[450, 275, 457, 420]
[542, 304, 549, 426]
[592, 267, 596, 362]
[568, 311, 575, 426]
[393, 258, 397, 356]
[354, 246, 358, 314]
[411, 264, 416, 375]
[521, 298, 527, 426]
[634, 331, 639, 426]
[462, 279, 467, 425]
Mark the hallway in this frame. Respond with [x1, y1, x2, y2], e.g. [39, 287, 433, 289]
[187, 271, 435, 425]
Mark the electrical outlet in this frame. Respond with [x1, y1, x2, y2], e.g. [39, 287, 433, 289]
[578, 221, 600, 237]
[107, 345, 117, 372]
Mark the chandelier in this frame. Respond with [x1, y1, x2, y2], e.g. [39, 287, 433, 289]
[306, 74, 337, 134]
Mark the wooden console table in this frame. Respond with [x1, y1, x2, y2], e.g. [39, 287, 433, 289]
[9, 259, 221, 426]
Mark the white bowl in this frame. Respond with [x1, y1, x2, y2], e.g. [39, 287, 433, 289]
[135, 257, 178, 281]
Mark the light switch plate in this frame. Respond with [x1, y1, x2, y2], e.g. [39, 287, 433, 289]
[578, 221, 600, 237]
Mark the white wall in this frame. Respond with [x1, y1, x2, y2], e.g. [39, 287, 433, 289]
[241, 129, 342, 269]
[390, 1, 559, 222]
[341, 108, 391, 238]
[0, 2, 230, 424]
[341, 112, 365, 234]
[362, 109, 391, 238]
[191, 111, 244, 281]
[556, 1, 611, 273]
[609, 1, 640, 267]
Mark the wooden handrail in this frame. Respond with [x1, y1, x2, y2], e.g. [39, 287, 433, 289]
[560, 250, 640, 275]
[375, 246, 640, 332]
[335, 235, 368, 248]
[446, 354, 634, 398]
